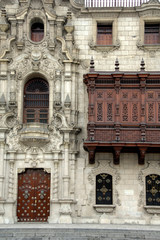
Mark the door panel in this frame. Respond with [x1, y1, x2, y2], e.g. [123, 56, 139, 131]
[17, 169, 50, 222]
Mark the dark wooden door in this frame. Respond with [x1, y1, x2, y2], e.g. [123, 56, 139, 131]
[17, 169, 50, 222]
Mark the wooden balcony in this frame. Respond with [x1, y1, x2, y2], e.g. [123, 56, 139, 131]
[83, 59, 160, 164]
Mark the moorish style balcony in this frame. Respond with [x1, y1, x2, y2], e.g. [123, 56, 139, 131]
[84, 59, 160, 165]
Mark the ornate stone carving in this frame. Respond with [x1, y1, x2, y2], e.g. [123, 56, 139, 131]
[53, 160, 59, 199]
[25, 147, 44, 167]
[88, 160, 121, 208]
[10, 44, 62, 83]
[0, 112, 17, 129]
[59, 204, 72, 215]
[30, 0, 43, 9]
[44, 124, 63, 151]
[6, 123, 26, 151]
[17, 168, 25, 174]
[0, 37, 15, 59]
[89, 39, 120, 54]
[137, 39, 160, 56]
[8, 160, 14, 200]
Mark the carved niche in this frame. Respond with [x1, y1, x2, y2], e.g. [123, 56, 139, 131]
[88, 160, 121, 213]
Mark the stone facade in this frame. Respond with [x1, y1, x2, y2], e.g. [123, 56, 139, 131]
[0, 0, 160, 224]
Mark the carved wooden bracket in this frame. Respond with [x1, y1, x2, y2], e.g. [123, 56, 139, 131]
[87, 146, 96, 164]
[138, 147, 147, 165]
[113, 146, 122, 165]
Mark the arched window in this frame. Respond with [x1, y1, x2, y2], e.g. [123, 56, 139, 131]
[24, 78, 49, 123]
[146, 174, 160, 206]
[31, 22, 44, 42]
[96, 173, 112, 205]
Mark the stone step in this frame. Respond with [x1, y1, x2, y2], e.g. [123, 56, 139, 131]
[0, 224, 160, 240]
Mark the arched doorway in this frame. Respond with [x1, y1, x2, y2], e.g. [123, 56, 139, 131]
[17, 169, 50, 222]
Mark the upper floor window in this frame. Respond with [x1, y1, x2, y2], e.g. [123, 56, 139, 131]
[146, 174, 160, 206]
[97, 23, 112, 45]
[96, 173, 112, 204]
[31, 22, 44, 42]
[24, 78, 49, 123]
[144, 23, 160, 44]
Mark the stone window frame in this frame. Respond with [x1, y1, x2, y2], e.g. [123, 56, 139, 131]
[137, 17, 160, 53]
[27, 10, 47, 45]
[138, 161, 160, 215]
[89, 18, 120, 53]
[88, 160, 121, 213]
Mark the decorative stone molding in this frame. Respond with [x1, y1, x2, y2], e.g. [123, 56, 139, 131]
[137, 8, 160, 55]
[6, 121, 63, 153]
[138, 161, 160, 210]
[137, 39, 160, 57]
[88, 160, 121, 208]
[17, 168, 25, 174]
[56, 37, 73, 62]
[89, 39, 120, 55]
[25, 147, 44, 167]
[10, 45, 62, 84]
[144, 205, 160, 214]
[93, 204, 116, 213]
[19, 123, 50, 147]
[0, 37, 15, 59]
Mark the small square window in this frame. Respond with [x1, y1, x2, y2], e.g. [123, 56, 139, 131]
[97, 23, 112, 45]
[144, 23, 160, 44]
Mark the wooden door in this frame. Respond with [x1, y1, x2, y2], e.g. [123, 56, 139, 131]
[17, 169, 50, 222]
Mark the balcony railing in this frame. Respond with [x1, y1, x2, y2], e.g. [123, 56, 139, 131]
[85, 0, 156, 8]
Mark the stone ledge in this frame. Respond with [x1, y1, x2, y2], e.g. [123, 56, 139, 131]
[93, 204, 116, 213]
[144, 205, 160, 214]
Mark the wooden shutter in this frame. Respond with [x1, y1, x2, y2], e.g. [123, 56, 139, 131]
[24, 78, 49, 123]
[31, 23, 44, 42]
[144, 24, 160, 44]
[97, 24, 112, 45]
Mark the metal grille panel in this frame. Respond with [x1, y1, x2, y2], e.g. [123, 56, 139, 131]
[96, 173, 112, 205]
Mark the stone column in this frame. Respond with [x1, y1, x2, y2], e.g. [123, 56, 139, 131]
[4, 151, 16, 223]
[17, 20, 24, 50]
[63, 141, 70, 199]
[56, 17, 65, 37]
[48, 20, 55, 51]
[69, 152, 76, 199]
[53, 159, 59, 200]
[0, 142, 5, 199]
[8, 159, 15, 201]
[10, 19, 17, 36]
[48, 151, 60, 223]
[64, 63, 72, 122]
[54, 70, 62, 110]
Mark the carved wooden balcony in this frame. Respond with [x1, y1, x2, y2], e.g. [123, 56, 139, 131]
[83, 63, 160, 165]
